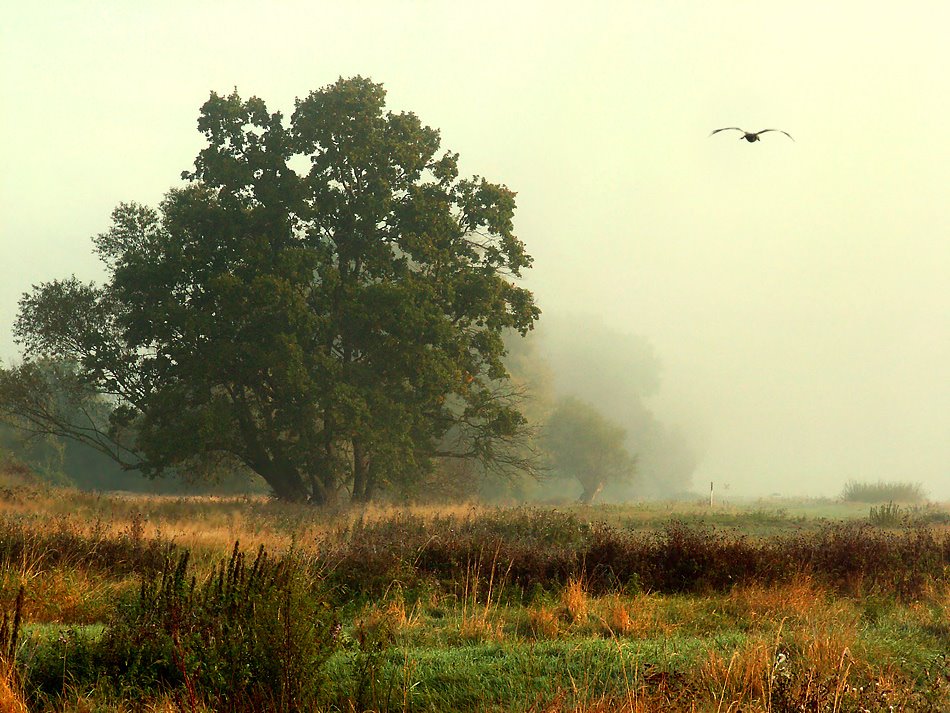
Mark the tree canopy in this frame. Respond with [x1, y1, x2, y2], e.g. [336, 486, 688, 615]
[3, 76, 539, 503]
[543, 397, 636, 504]
[535, 314, 696, 498]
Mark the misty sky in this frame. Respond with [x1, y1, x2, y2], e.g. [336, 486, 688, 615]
[2, 2, 948, 499]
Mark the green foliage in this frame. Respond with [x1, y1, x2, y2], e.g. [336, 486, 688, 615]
[323, 639, 693, 712]
[321, 633, 948, 712]
[330, 619, 400, 713]
[4, 77, 539, 503]
[842, 480, 928, 504]
[868, 502, 950, 528]
[542, 397, 636, 503]
[0, 418, 260, 494]
[23, 626, 100, 706]
[94, 543, 337, 709]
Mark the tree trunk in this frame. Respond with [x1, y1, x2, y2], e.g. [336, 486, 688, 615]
[351, 438, 375, 503]
[234, 399, 312, 502]
[578, 478, 605, 505]
[255, 460, 309, 502]
[243, 439, 318, 502]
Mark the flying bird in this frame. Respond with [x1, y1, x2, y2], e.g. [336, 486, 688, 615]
[710, 127, 794, 142]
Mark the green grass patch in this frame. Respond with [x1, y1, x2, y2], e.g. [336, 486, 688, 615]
[322, 636, 723, 711]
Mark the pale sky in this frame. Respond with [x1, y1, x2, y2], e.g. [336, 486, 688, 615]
[2, 2, 948, 499]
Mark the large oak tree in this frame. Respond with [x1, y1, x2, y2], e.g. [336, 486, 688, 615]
[3, 77, 539, 502]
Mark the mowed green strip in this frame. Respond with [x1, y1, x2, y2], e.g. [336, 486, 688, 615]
[323, 634, 743, 710]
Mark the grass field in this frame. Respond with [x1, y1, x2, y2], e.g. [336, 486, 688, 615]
[0, 469, 948, 711]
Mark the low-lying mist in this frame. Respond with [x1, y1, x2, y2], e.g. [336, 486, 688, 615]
[508, 312, 698, 502]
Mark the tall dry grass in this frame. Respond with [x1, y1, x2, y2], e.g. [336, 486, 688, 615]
[0, 470, 495, 557]
[594, 593, 669, 639]
[457, 547, 510, 642]
[561, 577, 589, 625]
[724, 575, 825, 626]
[0, 584, 26, 713]
[0, 667, 28, 713]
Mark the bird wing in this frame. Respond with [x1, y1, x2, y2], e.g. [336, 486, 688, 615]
[709, 127, 744, 136]
[756, 129, 795, 141]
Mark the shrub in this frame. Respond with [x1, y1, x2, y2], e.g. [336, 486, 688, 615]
[23, 626, 100, 707]
[95, 542, 338, 711]
[842, 480, 927, 504]
[783, 523, 947, 599]
[868, 502, 905, 527]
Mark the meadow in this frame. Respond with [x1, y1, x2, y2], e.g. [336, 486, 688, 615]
[0, 467, 947, 712]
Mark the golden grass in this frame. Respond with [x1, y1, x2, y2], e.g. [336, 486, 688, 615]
[789, 624, 861, 698]
[600, 594, 634, 636]
[51, 692, 213, 713]
[0, 476, 501, 557]
[527, 604, 562, 639]
[593, 593, 671, 639]
[452, 544, 511, 643]
[457, 611, 506, 642]
[697, 597, 867, 713]
[357, 589, 423, 642]
[516, 588, 889, 711]
[725, 574, 825, 624]
[561, 577, 589, 624]
[2, 475, 944, 712]
[457, 591, 506, 643]
[1, 567, 136, 624]
[529, 695, 691, 713]
[700, 636, 776, 708]
[0, 666, 28, 713]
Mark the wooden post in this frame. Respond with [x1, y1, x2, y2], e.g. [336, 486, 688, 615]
[709, 481, 714, 508]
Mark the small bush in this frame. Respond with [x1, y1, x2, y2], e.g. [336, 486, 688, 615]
[23, 626, 100, 706]
[783, 522, 947, 599]
[95, 542, 338, 711]
[868, 502, 905, 527]
[842, 480, 927, 504]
